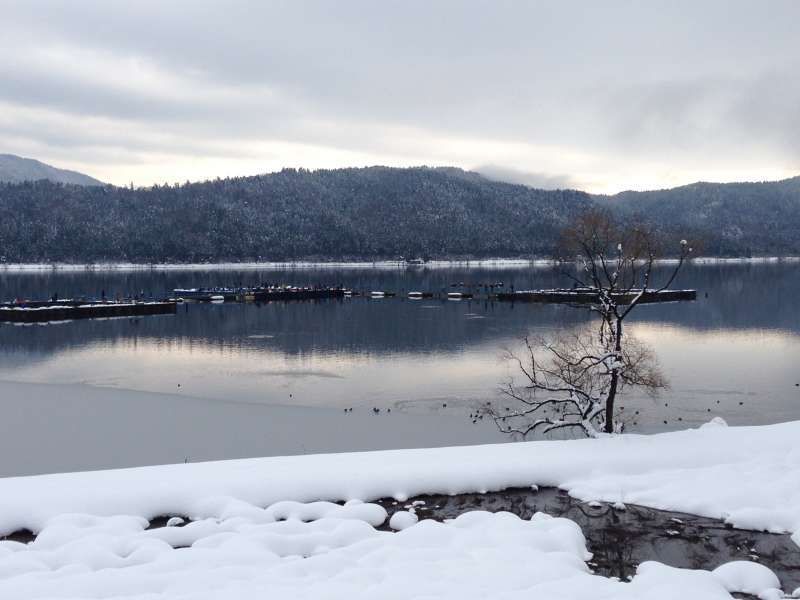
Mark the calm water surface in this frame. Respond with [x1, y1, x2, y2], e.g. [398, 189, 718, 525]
[0, 263, 798, 476]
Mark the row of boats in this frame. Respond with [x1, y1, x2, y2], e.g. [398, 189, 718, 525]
[172, 286, 476, 302]
[2, 286, 696, 324]
[172, 285, 697, 305]
[351, 291, 473, 299]
[172, 286, 346, 302]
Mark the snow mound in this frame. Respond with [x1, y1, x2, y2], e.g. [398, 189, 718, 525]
[0, 504, 768, 599]
[711, 561, 781, 597]
[389, 510, 418, 530]
[701, 416, 728, 428]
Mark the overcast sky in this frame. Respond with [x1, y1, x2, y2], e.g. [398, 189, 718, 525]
[1, 0, 798, 193]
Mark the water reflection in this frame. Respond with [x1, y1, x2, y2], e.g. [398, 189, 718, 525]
[0, 263, 798, 475]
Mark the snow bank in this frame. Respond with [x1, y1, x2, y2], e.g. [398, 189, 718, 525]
[388, 510, 418, 530]
[712, 561, 781, 597]
[0, 421, 797, 599]
[0, 420, 797, 545]
[0, 506, 784, 599]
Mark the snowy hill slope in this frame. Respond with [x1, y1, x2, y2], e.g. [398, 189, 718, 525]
[0, 154, 104, 186]
[1, 167, 799, 261]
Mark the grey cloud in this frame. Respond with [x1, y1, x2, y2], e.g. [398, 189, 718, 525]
[474, 165, 580, 191]
[591, 67, 800, 162]
[1, 0, 799, 187]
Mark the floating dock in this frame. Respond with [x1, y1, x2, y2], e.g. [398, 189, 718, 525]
[0, 301, 177, 323]
[173, 286, 347, 302]
[494, 288, 697, 304]
[248, 287, 346, 302]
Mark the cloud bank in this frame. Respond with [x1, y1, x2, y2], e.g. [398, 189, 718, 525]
[0, 0, 798, 193]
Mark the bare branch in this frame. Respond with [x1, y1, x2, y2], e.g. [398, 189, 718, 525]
[490, 210, 689, 437]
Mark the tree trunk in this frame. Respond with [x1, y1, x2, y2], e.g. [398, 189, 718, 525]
[605, 371, 618, 433]
[605, 317, 623, 434]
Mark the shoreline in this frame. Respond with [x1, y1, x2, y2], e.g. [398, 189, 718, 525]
[0, 419, 797, 542]
[0, 255, 798, 273]
[5, 486, 798, 591]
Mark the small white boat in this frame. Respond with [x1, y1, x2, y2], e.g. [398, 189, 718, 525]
[210, 295, 225, 302]
[447, 292, 473, 300]
[371, 291, 386, 298]
[408, 291, 423, 299]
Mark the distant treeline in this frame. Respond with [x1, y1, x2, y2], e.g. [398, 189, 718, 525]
[0, 166, 798, 262]
[597, 176, 800, 257]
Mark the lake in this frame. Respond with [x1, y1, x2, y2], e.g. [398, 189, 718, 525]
[0, 261, 798, 477]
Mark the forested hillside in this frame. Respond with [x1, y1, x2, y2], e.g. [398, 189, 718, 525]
[0, 166, 797, 262]
[0, 167, 589, 262]
[597, 177, 800, 256]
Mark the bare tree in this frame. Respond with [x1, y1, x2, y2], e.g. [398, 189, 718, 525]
[489, 210, 692, 437]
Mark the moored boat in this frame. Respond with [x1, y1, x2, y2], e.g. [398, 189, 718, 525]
[447, 292, 473, 300]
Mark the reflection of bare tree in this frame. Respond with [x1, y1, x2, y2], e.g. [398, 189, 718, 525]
[492, 330, 665, 437]
[376, 487, 800, 590]
[592, 525, 638, 580]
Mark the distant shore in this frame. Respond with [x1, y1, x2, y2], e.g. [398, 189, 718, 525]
[0, 256, 798, 273]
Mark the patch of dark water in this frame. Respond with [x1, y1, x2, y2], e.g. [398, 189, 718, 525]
[0, 528, 35, 544]
[377, 487, 800, 595]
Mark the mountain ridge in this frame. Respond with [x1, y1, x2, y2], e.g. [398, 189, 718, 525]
[0, 154, 104, 186]
[0, 165, 797, 262]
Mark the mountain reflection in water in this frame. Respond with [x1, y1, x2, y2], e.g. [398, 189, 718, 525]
[0, 262, 797, 476]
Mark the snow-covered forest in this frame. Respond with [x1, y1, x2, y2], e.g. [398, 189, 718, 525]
[1, 166, 798, 263]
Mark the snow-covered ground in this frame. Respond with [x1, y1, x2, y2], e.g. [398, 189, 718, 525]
[0, 419, 798, 599]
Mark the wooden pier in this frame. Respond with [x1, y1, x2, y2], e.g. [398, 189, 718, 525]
[173, 286, 347, 302]
[248, 287, 346, 302]
[0, 301, 177, 323]
[494, 288, 697, 304]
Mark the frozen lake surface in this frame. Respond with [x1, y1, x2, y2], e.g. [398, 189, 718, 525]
[0, 262, 798, 476]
